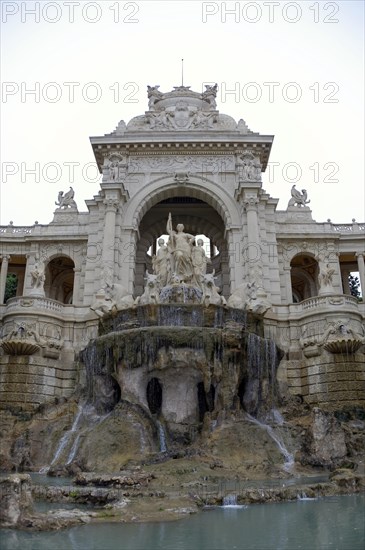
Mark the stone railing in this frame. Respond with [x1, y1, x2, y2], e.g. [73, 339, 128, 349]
[0, 225, 33, 234]
[4, 296, 64, 314]
[332, 223, 365, 233]
[301, 294, 359, 311]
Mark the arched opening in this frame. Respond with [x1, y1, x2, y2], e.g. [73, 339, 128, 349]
[290, 254, 319, 302]
[3, 255, 27, 300]
[338, 253, 362, 296]
[4, 274, 18, 302]
[134, 196, 229, 298]
[146, 378, 163, 415]
[44, 256, 75, 304]
[197, 382, 215, 422]
[238, 376, 260, 416]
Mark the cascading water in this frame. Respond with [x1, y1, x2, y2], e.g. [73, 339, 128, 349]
[48, 403, 110, 468]
[245, 412, 295, 472]
[156, 420, 168, 452]
[240, 333, 281, 418]
[222, 494, 237, 506]
[222, 494, 246, 508]
[50, 404, 84, 466]
[80, 303, 282, 448]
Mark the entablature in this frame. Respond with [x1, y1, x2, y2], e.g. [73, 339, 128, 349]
[90, 137, 273, 174]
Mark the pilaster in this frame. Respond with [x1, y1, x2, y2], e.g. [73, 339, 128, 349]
[0, 255, 11, 304]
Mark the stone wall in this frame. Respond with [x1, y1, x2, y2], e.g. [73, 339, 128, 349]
[284, 352, 365, 408]
[0, 356, 78, 410]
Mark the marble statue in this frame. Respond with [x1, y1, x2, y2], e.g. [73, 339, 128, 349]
[288, 185, 310, 208]
[90, 289, 114, 318]
[202, 84, 218, 110]
[201, 272, 226, 306]
[109, 161, 119, 181]
[237, 154, 262, 182]
[152, 238, 171, 287]
[147, 85, 163, 110]
[55, 187, 77, 210]
[136, 272, 159, 305]
[30, 263, 45, 289]
[106, 282, 134, 310]
[192, 239, 209, 283]
[227, 280, 270, 314]
[166, 213, 195, 283]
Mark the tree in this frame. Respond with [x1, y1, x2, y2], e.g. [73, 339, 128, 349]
[4, 274, 18, 302]
[348, 274, 361, 298]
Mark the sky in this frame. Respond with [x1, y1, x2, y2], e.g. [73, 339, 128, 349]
[1, 0, 364, 226]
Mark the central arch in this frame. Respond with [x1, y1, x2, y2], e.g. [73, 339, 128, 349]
[123, 175, 242, 229]
[135, 196, 229, 296]
[122, 175, 242, 298]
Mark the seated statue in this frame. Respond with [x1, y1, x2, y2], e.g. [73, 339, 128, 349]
[201, 272, 226, 307]
[136, 273, 159, 305]
[287, 185, 310, 208]
[106, 282, 135, 310]
[55, 187, 77, 210]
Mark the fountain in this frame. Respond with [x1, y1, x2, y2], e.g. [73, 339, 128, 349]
[322, 320, 364, 354]
[79, 214, 283, 454]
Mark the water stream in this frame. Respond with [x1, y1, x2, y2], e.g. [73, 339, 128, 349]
[156, 420, 167, 452]
[246, 412, 295, 471]
[47, 404, 110, 469]
[49, 405, 84, 467]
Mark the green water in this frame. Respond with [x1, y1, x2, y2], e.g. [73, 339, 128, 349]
[1, 494, 364, 550]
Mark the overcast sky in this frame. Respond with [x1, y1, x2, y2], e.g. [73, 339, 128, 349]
[1, 0, 364, 226]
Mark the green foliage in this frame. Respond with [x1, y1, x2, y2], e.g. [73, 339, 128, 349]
[4, 273, 18, 302]
[348, 274, 361, 298]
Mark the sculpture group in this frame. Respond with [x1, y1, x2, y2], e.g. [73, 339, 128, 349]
[140, 213, 226, 306]
[152, 213, 209, 287]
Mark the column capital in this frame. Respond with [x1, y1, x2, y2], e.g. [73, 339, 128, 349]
[103, 198, 119, 212]
[355, 251, 364, 259]
[243, 196, 259, 212]
[0, 255, 11, 263]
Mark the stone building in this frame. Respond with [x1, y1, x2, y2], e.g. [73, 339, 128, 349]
[0, 84, 364, 412]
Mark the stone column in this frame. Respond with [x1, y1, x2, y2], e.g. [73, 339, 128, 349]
[73, 267, 82, 305]
[283, 265, 293, 303]
[243, 194, 261, 280]
[100, 197, 119, 285]
[356, 252, 365, 296]
[0, 255, 10, 304]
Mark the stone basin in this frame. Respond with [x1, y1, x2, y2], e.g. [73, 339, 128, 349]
[323, 338, 363, 354]
[0, 339, 40, 355]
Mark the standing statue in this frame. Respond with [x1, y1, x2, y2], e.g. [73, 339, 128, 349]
[288, 185, 310, 208]
[166, 213, 195, 283]
[192, 239, 209, 283]
[152, 238, 171, 287]
[109, 161, 119, 181]
[30, 262, 45, 289]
